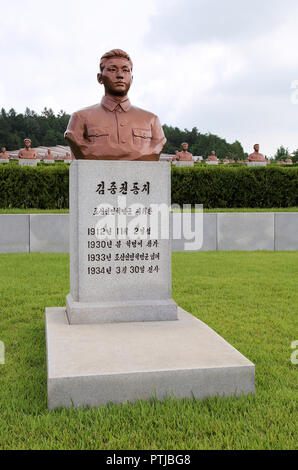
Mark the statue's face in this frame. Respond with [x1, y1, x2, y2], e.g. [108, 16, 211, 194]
[98, 57, 133, 97]
[254, 144, 259, 152]
[211, 151, 215, 155]
[24, 140, 31, 148]
[1, 147, 5, 153]
[181, 143, 188, 151]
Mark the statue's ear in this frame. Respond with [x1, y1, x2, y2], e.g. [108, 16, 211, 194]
[97, 73, 103, 84]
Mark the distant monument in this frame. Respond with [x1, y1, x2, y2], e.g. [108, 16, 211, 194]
[64, 151, 72, 163]
[285, 157, 293, 165]
[18, 139, 40, 166]
[247, 144, 267, 167]
[18, 139, 38, 159]
[223, 157, 229, 164]
[206, 151, 219, 165]
[175, 142, 193, 161]
[46, 149, 54, 159]
[174, 142, 194, 167]
[248, 144, 266, 162]
[44, 149, 55, 163]
[0, 147, 9, 163]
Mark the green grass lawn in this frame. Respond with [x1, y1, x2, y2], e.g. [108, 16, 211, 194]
[0, 252, 297, 450]
[1, 207, 298, 214]
[0, 209, 69, 214]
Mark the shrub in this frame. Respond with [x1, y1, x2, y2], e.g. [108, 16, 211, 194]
[0, 164, 69, 209]
[0, 164, 297, 209]
[171, 165, 298, 208]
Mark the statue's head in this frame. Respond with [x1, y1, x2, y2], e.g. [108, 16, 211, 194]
[211, 150, 215, 155]
[97, 49, 133, 97]
[1, 147, 6, 153]
[47, 148, 51, 154]
[24, 138, 31, 148]
[181, 142, 188, 151]
[254, 144, 259, 152]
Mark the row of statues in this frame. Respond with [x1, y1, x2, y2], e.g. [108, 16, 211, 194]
[171, 143, 267, 163]
[1, 140, 280, 164]
[0, 141, 72, 160]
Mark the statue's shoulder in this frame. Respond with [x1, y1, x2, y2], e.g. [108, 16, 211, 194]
[130, 105, 158, 120]
[71, 103, 102, 118]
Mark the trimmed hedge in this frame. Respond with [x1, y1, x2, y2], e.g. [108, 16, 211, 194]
[0, 164, 69, 209]
[0, 164, 297, 209]
[171, 165, 298, 208]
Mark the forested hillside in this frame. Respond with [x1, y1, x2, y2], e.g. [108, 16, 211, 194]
[0, 107, 246, 159]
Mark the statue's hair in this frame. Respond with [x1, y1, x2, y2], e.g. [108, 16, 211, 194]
[24, 138, 31, 142]
[99, 49, 133, 71]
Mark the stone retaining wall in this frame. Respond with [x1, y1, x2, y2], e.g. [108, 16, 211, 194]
[0, 213, 297, 253]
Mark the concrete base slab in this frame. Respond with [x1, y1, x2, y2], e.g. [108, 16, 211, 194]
[18, 159, 40, 166]
[46, 307, 255, 409]
[175, 161, 194, 167]
[246, 162, 267, 167]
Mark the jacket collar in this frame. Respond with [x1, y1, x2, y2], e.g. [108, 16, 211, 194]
[101, 95, 131, 112]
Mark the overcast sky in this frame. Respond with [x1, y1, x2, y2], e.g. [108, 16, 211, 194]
[1, 0, 298, 156]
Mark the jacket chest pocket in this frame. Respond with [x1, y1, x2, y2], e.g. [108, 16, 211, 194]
[86, 127, 110, 143]
[132, 128, 152, 145]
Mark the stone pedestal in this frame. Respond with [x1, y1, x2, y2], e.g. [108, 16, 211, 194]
[175, 161, 194, 167]
[44, 159, 55, 164]
[64, 159, 72, 164]
[67, 161, 177, 324]
[19, 159, 40, 166]
[206, 161, 219, 165]
[0, 159, 9, 163]
[46, 160, 255, 409]
[246, 162, 267, 167]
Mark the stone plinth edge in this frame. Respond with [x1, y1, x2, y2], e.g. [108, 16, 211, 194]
[66, 293, 178, 324]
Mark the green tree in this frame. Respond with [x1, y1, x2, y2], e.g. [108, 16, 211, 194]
[274, 145, 290, 161]
[291, 149, 298, 164]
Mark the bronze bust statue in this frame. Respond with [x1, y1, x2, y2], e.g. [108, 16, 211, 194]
[65, 49, 166, 161]
[248, 144, 266, 162]
[0, 147, 9, 159]
[174, 142, 193, 161]
[18, 139, 38, 159]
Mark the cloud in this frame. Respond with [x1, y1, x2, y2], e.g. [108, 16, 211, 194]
[146, 0, 298, 45]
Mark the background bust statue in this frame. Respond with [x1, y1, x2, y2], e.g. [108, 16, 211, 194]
[65, 49, 166, 161]
[18, 138, 38, 159]
[174, 142, 193, 161]
[45, 148, 55, 160]
[206, 150, 219, 162]
[1, 147, 9, 159]
[248, 144, 266, 162]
